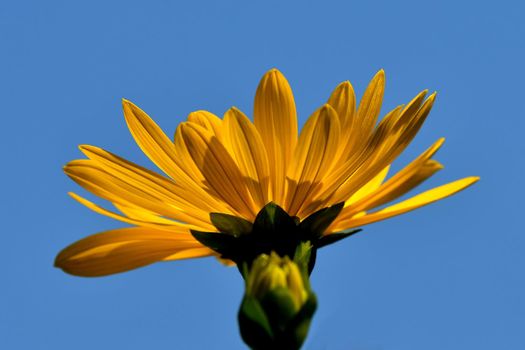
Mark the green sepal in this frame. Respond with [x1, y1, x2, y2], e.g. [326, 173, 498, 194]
[195, 202, 361, 271]
[293, 241, 312, 270]
[252, 202, 297, 237]
[316, 229, 362, 248]
[210, 212, 253, 236]
[238, 296, 274, 349]
[190, 230, 238, 257]
[299, 202, 344, 239]
[238, 261, 250, 280]
[293, 241, 316, 276]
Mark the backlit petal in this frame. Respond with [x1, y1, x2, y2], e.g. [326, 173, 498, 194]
[355, 70, 385, 143]
[64, 160, 213, 228]
[327, 81, 358, 161]
[329, 177, 479, 232]
[222, 107, 270, 208]
[320, 92, 435, 206]
[178, 122, 257, 219]
[346, 165, 390, 206]
[79, 145, 214, 223]
[55, 227, 208, 277]
[344, 139, 445, 215]
[285, 104, 341, 217]
[68, 192, 198, 230]
[187, 110, 223, 138]
[123, 100, 229, 214]
[254, 69, 298, 204]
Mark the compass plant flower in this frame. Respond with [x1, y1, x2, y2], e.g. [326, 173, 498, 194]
[55, 69, 478, 277]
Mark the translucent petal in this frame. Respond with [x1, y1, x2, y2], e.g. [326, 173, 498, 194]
[254, 69, 298, 204]
[55, 227, 208, 277]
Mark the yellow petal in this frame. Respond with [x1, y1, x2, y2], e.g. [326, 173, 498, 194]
[162, 247, 215, 261]
[346, 165, 390, 206]
[187, 110, 223, 138]
[222, 107, 271, 208]
[123, 100, 229, 214]
[114, 203, 175, 224]
[345, 139, 445, 215]
[64, 160, 214, 228]
[55, 227, 208, 277]
[312, 105, 404, 208]
[327, 81, 358, 160]
[285, 104, 341, 217]
[355, 70, 385, 142]
[327, 81, 356, 131]
[322, 92, 436, 206]
[68, 192, 199, 230]
[178, 122, 257, 219]
[122, 99, 180, 179]
[330, 177, 479, 231]
[79, 144, 217, 223]
[254, 69, 298, 204]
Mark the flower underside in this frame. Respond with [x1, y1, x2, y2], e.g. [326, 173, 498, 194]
[55, 69, 478, 277]
[191, 201, 359, 273]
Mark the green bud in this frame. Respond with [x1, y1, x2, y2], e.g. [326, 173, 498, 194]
[247, 253, 308, 311]
[239, 252, 317, 350]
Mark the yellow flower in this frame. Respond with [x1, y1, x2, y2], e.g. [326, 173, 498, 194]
[55, 69, 478, 277]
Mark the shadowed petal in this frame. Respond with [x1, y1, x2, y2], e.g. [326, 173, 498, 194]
[55, 227, 209, 277]
[284, 104, 341, 217]
[222, 107, 271, 208]
[178, 122, 258, 219]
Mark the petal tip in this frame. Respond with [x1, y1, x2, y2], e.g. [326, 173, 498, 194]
[470, 176, 481, 183]
[335, 80, 352, 92]
[78, 144, 94, 152]
[263, 68, 286, 81]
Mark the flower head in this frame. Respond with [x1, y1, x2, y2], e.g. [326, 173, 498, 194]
[55, 69, 478, 277]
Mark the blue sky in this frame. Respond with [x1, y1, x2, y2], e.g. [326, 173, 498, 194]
[1, 0, 523, 349]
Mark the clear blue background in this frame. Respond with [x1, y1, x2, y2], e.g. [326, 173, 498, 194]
[1, 1, 523, 349]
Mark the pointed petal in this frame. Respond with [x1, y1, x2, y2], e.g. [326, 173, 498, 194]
[344, 138, 445, 215]
[328, 81, 356, 131]
[79, 145, 214, 222]
[285, 104, 341, 217]
[318, 91, 436, 207]
[254, 69, 298, 204]
[122, 100, 230, 214]
[122, 99, 180, 179]
[327, 81, 358, 161]
[330, 177, 480, 231]
[312, 105, 404, 208]
[55, 227, 208, 277]
[178, 122, 257, 219]
[64, 160, 214, 228]
[68, 192, 201, 231]
[355, 70, 385, 141]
